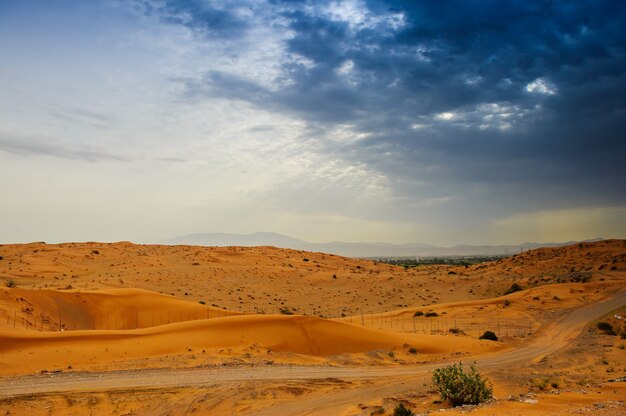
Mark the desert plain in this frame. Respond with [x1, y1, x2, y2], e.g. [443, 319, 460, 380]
[0, 239, 624, 415]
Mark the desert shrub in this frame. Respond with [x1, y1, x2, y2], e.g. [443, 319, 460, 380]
[5, 279, 16, 288]
[532, 377, 548, 391]
[198, 300, 206, 305]
[413, 311, 424, 317]
[408, 347, 418, 354]
[425, 312, 438, 317]
[531, 376, 559, 391]
[503, 299, 511, 307]
[432, 362, 493, 407]
[393, 403, 414, 416]
[449, 327, 464, 335]
[479, 330, 498, 341]
[369, 406, 384, 415]
[621, 331, 626, 340]
[388, 351, 395, 358]
[279, 307, 293, 315]
[504, 283, 523, 295]
[597, 321, 616, 335]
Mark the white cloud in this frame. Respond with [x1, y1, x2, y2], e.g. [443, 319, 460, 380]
[324, 0, 405, 31]
[435, 112, 456, 121]
[525, 78, 557, 95]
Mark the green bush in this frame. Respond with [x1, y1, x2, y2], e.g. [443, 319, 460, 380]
[413, 311, 424, 317]
[5, 279, 16, 288]
[432, 362, 493, 407]
[479, 330, 498, 341]
[393, 403, 413, 416]
[504, 283, 523, 295]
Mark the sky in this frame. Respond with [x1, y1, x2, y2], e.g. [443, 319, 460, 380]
[1, 0, 625, 246]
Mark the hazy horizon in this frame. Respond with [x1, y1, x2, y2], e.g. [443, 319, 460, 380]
[2, 1, 625, 246]
[0, 230, 609, 250]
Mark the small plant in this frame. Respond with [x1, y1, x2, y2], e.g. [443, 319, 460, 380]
[621, 331, 626, 340]
[432, 362, 493, 407]
[425, 312, 438, 317]
[198, 300, 206, 305]
[5, 279, 16, 288]
[393, 403, 414, 416]
[479, 330, 498, 341]
[504, 283, 523, 295]
[532, 376, 559, 391]
[279, 307, 293, 315]
[408, 347, 418, 354]
[413, 311, 424, 317]
[369, 406, 384, 416]
[532, 377, 548, 391]
[503, 299, 511, 307]
[449, 327, 464, 335]
[388, 351, 395, 358]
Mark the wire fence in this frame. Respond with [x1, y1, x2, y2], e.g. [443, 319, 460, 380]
[1, 306, 238, 332]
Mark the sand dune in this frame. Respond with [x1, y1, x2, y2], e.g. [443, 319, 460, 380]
[0, 287, 240, 332]
[0, 314, 503, 375]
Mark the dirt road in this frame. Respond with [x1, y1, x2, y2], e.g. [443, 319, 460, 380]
[1, 289, 624, 415]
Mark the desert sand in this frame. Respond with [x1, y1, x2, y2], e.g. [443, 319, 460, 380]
[0, 239, 625, 415]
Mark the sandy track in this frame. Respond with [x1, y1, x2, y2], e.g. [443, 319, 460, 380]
[1, 289, 624, 415]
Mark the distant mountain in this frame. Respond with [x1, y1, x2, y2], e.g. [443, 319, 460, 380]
[165, 232, 306, 248]
[161, 232, 604, 258]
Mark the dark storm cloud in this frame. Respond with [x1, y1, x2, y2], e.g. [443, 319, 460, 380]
[168, 0, 626, 209]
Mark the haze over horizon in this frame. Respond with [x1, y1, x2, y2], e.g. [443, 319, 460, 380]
[1, 1, 625, 246]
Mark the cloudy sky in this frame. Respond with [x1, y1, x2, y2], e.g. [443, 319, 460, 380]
[1, 0, 625, 246]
